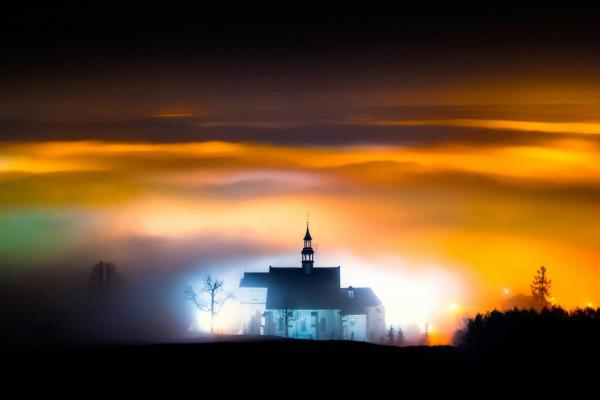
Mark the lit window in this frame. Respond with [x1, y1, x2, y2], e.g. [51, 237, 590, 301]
[348, 289, 354, 298]
[300, 318, 307, 332]
[350, 318, 355, 326]
[311, 312, 317, 327]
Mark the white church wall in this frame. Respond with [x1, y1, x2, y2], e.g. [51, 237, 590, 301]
[366, 305, 386, 343]
[315, 309, 340, 340]
[266, 309, 341, 340]
[239, 287, 267, 335]
[290, 310, 316, 339]
[342, 314, 367, 341]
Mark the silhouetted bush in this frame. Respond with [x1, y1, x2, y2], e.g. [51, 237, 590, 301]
[454, 307, 600, 362]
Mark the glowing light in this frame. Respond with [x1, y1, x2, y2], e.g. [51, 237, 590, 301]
[338, 255, 465, 341]
[587, 302, 593, 308]
[448, 303, 460, 313]
[503, 288, 511, 295]
[361, 273, 438, 328]
[192, 302, 242, 334]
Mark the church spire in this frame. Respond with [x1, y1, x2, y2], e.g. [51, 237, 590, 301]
[301, 220, 314, 274]
[303, 223, 312, 241]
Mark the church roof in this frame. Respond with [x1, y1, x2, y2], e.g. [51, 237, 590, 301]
[240, 267, 382, 314]
[339, 287, 382, 315]
[239, 272, 270, 288]
[265, 267, 340, 309]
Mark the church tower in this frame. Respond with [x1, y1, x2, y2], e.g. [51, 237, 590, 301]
[301, 223, 314, 274]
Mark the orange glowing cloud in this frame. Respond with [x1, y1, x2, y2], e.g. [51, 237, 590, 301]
[366, 118, 600, 135]
[2, 135, 600, 339]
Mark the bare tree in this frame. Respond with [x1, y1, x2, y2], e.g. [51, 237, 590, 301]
[89, 261, 118, 291]
[531, 265, 552, 308]
[184, 276, 232, 334]
[277, 300, 297, 338]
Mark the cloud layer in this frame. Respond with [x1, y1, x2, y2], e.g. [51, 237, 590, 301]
[2, 135, 600, 327]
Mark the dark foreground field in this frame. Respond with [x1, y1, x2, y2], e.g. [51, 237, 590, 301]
[3, 337, 599, 394]
[2, 339, 457, 387]
[5, 337, 461, 369]
[4, 308, 600, 387]
[4, 335, 597, 374]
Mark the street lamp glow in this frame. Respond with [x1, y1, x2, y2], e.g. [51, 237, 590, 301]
[448, 302, 460, 313]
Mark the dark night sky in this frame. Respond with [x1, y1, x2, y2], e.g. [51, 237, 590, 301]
[2, 4, 599, 143]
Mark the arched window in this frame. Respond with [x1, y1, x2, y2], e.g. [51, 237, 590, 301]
[278, 317, 284, 332]
[320, 317, 327, 331]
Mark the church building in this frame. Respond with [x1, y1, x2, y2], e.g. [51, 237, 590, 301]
[239, 224, 386, 342]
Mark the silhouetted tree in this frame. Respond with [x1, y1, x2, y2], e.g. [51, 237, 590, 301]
[422, 323, 430, 345]
[277, 302, 298, 338]
[454, 307, 600, 362]
[531, 265, 552, 308]
[89, 261, 118, 291]
[387, 325, 396, 344]
[184, 275, 232, 334]
[396, 326, 405, 346]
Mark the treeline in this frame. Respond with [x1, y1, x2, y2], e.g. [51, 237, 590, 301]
[454, 307, 600, 361]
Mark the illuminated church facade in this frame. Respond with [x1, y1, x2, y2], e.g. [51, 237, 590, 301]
[239, 224, 386, 342]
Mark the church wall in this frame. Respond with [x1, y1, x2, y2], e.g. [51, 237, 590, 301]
[240, 286, 384, 342]
[342, 314, 367, 341]
[266, 309, 340, 340]
[239, 287, 267, 335]
[366, 305, 386, 343]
